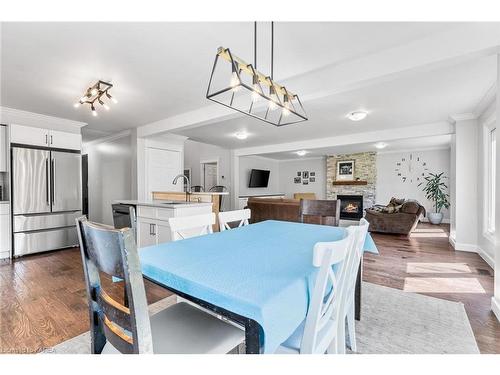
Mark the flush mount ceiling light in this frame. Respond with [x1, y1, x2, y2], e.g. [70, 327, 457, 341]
[74, 80, 117, 117]
[235, 131, 249, 140]
[346, 111, 368, 122]
[206, 22, 308, 127]
[296, 150, 308, 156]
[375, 142, 388, 149]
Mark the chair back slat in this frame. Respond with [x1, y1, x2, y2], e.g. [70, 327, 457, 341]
[169, 213, 215, 241]
[218, 209, 251, 232]
[300, 199, 341, 226]
[76, 216, 154, 354]
[97, 289, 132, 332]
[300, 228, 355, 354]
[101, 314, 134, 354]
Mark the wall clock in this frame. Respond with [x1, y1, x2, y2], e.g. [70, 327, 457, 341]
[394, 153, 429, 183]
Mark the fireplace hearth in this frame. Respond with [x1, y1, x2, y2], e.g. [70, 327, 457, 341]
[337, 195, 363, 220]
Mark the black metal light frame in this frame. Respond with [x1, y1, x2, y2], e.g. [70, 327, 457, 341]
[76, 80, 116, 113]
[206, 22, 308, 127]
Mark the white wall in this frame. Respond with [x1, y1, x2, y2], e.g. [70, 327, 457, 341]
[377, 148, 451, 220]
[184, 139, 232, 210]
[85, 133, 134, 225]
[238, 155, 281, 197]
[278, 158, 326, 199]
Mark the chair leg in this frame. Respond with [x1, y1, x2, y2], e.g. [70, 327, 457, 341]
[327, 336, 338, 354]
[347, 302, 357, 352]
[337, 319, 346, 354]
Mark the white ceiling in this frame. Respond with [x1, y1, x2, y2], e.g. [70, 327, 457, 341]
[1, 22, 467, 142]
[261, 134, 452, 160]
[174, 55, 496, 148]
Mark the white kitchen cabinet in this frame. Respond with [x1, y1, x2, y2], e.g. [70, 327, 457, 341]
[10, 124, 48, 147]
[0, 126, 6, 172]
[156, 221, 172, 244]
[10, 124, 81, 150]
[0, 204, 11, 259]
[49, 129, 81, 150]
[137, 218, 158, 248]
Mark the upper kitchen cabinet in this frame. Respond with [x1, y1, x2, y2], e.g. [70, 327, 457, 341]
[10, 124, 81, 150]
[0, 125, 7, 171]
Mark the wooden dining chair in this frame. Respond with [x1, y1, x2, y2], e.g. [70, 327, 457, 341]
[299, 199, 341, 226]
[168, 213, 215, 241]
[218, 209, 251, 231]
[340, 218, 369, 353]
[275, 228, 356, 354]
[75, 216, 244, 354]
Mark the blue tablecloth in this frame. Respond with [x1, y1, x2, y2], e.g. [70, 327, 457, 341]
[140, 220, 378, 353]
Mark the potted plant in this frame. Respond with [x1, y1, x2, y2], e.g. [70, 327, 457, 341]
[419, 172, 450, 225]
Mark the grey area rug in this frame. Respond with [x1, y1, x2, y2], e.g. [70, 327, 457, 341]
[44, 283, 479, 354]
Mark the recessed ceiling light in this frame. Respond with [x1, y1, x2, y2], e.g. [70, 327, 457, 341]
[346, 111, 368, 122]
[375, 142, 388, 149]
[235, 131, 248, 140]
[296, 150, 308, 156]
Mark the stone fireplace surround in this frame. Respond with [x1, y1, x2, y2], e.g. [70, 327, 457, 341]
[326, 152, 377, 214]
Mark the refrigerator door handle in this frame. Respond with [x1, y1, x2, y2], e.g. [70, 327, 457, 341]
[45, 158, 50, 205]
[51, 158, 55, 205]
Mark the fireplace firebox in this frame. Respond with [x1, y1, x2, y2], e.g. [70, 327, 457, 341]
[337, 195, 363, 220]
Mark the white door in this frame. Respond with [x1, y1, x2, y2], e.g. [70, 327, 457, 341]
[137, 218, 157, 248]
[156, 221, 171, 244]
[49, 130, 82, 151]
[10, 124, 49, 147]
[146, 148, 182, 199]
[203, 162, 218, 191]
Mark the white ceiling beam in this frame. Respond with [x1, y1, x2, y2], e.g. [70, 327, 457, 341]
[233, 121, 454, 156]
[137, 23, 500, 137]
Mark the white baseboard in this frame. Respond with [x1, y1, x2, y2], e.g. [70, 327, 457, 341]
[492, 297, 500, 323]
[449, 238, 495, 268]
[478, 247, 495, 269]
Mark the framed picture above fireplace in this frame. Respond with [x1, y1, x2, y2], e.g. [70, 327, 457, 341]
[336, 160, 354, 181]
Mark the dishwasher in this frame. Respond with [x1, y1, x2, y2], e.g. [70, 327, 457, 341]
[111, 203, 136, 229]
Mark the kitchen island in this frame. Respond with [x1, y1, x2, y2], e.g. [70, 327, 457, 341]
[115, 200, 212, 248]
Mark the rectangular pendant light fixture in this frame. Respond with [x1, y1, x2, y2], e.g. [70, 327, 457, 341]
[206, 23, 308, 127]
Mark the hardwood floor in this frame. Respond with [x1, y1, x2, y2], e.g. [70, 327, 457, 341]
[0, 249, 170, 353]
[365, 223, 500, 354]
[0, 222, 498, 353]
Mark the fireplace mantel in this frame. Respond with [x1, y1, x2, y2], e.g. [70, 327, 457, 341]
[332, 180, 368, 186]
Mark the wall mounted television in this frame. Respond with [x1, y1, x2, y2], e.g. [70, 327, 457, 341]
[248, 169, 270, 188]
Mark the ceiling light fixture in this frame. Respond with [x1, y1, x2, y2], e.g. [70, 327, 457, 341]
[296, 150, 308, 156]
[207, 22, 307, 127]
[235, 131, 249, 140]
[347, 111, 368, 122]
[375, 142, 388, 149]
[74, 80, 117, 115]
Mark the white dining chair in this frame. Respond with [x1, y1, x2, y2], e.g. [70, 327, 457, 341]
[340, 218, 369, 353]
[169, 213, 215, 241]
[275, 228, 356, 354]
[218, 209, 251, 231]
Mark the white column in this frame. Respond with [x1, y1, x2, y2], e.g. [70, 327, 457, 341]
[449, 116, 478, 251]
[492, 55, 500, 322]
[230, 151, 239, 210]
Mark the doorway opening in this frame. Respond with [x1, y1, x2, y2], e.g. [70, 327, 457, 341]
[200, 161, 218, 192]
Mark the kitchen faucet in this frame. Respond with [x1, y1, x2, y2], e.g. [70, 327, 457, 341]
[172, 174, 191, 202]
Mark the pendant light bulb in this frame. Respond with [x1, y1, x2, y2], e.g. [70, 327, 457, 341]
[111, 97, 118, 104]
[230, 64, 240, 92]
[103, 103, 110, 111]
[91, 104, 97, 116]
[73, 102, 81, 108]
[251, 75, 261, 101]
[282, 94, 291, 116]
[268, 85, 278, 110]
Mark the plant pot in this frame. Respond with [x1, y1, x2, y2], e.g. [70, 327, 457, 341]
[428, 212, 443, 225]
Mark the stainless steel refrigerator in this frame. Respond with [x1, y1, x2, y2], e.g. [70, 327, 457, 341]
[12, 147, 82, 256]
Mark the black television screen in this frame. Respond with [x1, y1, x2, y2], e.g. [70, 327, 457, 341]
[248, 169, 270, 188]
